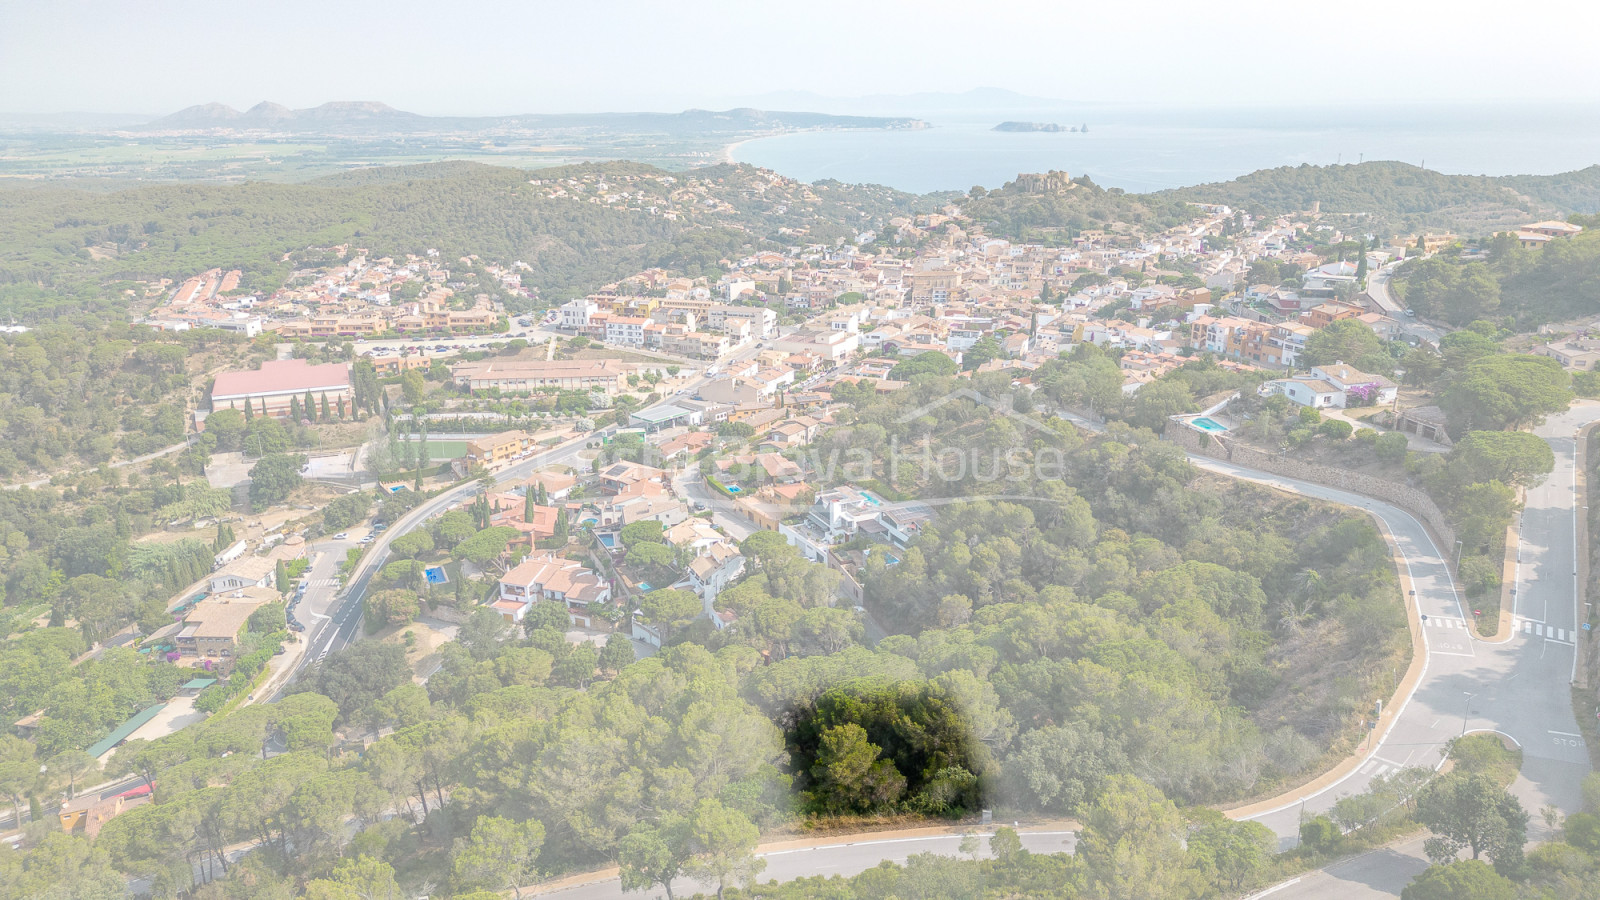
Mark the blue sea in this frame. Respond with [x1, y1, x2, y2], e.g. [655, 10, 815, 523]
[730, 103, 1600, 194]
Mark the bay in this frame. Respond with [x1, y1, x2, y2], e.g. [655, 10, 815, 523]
[729, 103, 1600, 194]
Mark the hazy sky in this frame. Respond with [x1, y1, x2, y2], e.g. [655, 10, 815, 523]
[5, 0, 1600, 116]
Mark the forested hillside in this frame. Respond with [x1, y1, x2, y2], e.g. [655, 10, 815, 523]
[963, 174, 1194, 243]
[1164, 161, 1557, 234]
[1499, 165, 1600, 214]
[1396, 228, 1600, 326]
[0, 161, 925, 319]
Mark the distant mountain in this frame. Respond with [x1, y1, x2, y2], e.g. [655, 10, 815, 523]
[139, 102, 923, 135]
[146, 101, 421, 132]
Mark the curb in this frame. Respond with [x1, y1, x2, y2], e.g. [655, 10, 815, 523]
[1223, 508, 1428, 820]
[1479, 495, 1523, 645]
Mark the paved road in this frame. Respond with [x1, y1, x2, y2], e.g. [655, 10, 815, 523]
[1199, 437, 1592, 849]
[276, 341, 771, 691]
[295, 374, 1597, 896]
[1368, 260, 1447, 346]
[1249, 836, 1430, 900]
[532, 829, 1078, 900]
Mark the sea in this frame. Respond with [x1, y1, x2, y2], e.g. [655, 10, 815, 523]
[729, 102, 1600, 195]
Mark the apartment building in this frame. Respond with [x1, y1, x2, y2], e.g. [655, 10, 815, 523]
[450, 358, 632, 394]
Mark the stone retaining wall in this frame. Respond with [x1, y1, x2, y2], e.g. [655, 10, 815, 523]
[1166, 424, 1457, 556]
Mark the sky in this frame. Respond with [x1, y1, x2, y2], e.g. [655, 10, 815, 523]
[4, 0, 1600, 116]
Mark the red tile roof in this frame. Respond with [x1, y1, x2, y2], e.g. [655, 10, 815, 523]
[211, 359, 351, 399]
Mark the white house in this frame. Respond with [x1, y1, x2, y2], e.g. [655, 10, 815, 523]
[1264, 377, 1345, 409]
[209, 556, 276, 594]
[1311, 362, 1398, 406]
[687, 543, 745, 615]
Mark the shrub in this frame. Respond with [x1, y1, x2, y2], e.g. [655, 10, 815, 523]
[1375, 430, 1409, 462]
[1319, 419, 1354, 441]
[1299, 815, 1340, 851]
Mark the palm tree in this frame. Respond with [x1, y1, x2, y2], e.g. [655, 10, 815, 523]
[1277, 568, 1326, 635]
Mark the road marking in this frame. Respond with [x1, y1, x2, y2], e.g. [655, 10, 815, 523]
[1551, 730, 1582, 737]
[1524, 620, 1534, 634]
[1536, 623, 1545, 636]
[1245, 878, 1302, 899]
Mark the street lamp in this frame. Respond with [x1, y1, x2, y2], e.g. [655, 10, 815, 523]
[1461, 692, 1475, 736]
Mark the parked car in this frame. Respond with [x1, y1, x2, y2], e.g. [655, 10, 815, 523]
[334, 532, 349, 540]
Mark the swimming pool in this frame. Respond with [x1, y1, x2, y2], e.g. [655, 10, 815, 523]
[597, 533, 617, 549]
[1191, 417, 1229, 433]
[725, 485, 743, 493]
[424, 566, 448, 585]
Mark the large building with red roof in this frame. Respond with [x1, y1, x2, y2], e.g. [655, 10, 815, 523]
[210, 359, 352, 417]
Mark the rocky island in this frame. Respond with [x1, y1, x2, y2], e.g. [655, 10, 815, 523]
[994, 121, 1087, 132]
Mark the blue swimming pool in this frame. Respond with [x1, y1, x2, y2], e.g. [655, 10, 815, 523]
[598, 533, 617, 549]
[725, 485, 743, 493]
[424, 566, 448, 585]
[1191, 417, 1229, 433]
[638, 582, 654, 592]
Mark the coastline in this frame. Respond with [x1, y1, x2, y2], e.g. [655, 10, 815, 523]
[722, 137, 751, 164]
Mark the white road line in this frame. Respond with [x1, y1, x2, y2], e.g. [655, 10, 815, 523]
[1551, 730, 1583, 738]
[1524, 620, 1533, 634]
[1536, 624, 1545, 636]
[1245, 877, 1302, 899]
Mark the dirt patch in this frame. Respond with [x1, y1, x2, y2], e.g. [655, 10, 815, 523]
[375, 616, 458, 679]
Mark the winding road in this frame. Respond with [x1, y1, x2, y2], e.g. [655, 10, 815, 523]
[526, 402, 1597, 898]
[275, 341, 774, 694]
[1251, 403, 1596, 895]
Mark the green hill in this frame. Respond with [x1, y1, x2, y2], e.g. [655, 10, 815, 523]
[1162, 161, 1558, 234]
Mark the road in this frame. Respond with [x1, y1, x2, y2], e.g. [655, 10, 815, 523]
[3, 435, 194, 491]
[1248, 837, 1430, 900]
[276, 339, 772, 691]
[1367, 260, 1447, 346]
[1199, 414, 1593, 849]
[281, 361, 1597, 896]
[532, 829, 1078, 900]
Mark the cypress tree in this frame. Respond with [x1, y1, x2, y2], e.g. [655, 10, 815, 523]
[289, 395, 302, 422]
[243, 398, 253, 422]
[320, 393, 331, 421]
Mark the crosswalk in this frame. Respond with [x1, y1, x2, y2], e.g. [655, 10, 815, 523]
[1357, 757, 1403, 778]
[1513, 618, 1573, 643]
[1424, 615, 1576, 643]
[302, 577, 338, 590]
